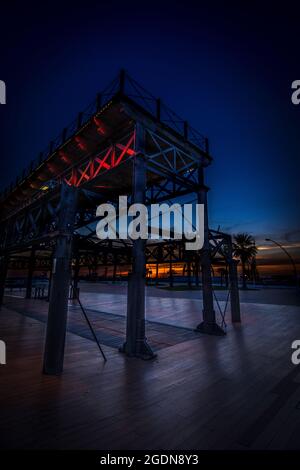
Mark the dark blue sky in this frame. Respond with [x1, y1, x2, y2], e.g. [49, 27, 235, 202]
[0, 1, 299, 256]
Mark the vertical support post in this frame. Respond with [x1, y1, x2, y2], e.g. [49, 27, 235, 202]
[72, 244, 80, 299]
[47, 254, 53, 302]
[225, 266, 229, 288]
[25, 246, 35, 299]
[196, 167, 225, 335]
[120, 123, 155, 359]
[0, 255, 9, 308]
[227, 238, 241, 323]
[195, 258, 200, 287]
[0, 219, 11, 308]
[43, 183, 78, 375]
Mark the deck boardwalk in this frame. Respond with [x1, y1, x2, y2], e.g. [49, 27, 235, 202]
[1, 289, 300, 450]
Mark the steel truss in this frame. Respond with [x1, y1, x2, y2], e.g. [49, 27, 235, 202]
[0, 70, 241, 374]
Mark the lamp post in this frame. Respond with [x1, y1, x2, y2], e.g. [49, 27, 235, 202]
[265, 238, 298, 288]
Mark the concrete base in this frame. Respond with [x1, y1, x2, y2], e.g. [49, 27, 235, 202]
[196, 321, 226, 336]
[119, 340, 157, 361]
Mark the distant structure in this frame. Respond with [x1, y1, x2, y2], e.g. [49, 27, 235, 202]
[0, 71, 240, 374]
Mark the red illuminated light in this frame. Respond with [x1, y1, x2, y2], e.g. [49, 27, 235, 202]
[93, 116, 106, 135]
[59, 150, 71, 164]
[116, 143, 135, 156]
[75, 136, 87, 151]
[64, 130, 136, 188]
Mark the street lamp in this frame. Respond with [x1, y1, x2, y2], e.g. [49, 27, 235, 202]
[265, 238, 298, 288]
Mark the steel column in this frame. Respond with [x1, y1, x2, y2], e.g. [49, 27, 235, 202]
[229, 259, 241, 323]
[72, 250, 80, 299]
[0, 255, 9, 307]
[43, 184, 78, 374]
[120, 125, 155, 359]
[25, 247, 35, 299]
[196, 168, 225, 335]
[195, 258, 200, 287]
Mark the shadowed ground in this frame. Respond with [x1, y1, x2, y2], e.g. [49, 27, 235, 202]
[0, 283, 300, 450]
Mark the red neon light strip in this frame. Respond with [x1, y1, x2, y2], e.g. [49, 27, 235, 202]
[93, 147, 113, 178]
[114, 134, 135, 166]
[93, 116, 106, 135]
[115, 143, 135, 156]
[75, 136, 87, 151]
[76, 161, 92, 186]
[63, 132, 135, 187]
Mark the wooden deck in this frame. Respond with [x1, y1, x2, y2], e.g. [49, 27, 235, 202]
[1, 289, 300, 450]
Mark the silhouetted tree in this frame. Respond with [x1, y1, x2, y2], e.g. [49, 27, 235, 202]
[233, 233, 257, 289]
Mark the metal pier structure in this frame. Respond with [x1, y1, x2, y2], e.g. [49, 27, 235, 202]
[0, 70, 240, 374]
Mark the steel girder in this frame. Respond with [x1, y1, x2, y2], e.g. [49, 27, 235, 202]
[0, 85, 230, 270]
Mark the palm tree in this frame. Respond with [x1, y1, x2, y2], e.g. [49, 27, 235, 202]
[233, 233, 257, 289]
